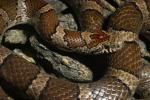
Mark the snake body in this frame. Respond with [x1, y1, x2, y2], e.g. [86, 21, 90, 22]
[136, 62, 150, 99]
[0, 43, 140, 99]
[0, 0, 137, 54]
[0, 0, 150, 99]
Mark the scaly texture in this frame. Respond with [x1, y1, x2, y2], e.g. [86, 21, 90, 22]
[0, 0, 137, 54]
[108, 2, 143, 33]
[30, 36, 93, 82]
[107, 43, 141, 95]
[108, 42, 141, 77]
[0, 0, 149, 99]
[0, 43, 140, 99]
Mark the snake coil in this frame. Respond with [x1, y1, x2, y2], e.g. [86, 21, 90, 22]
[0, 0, 150, 99]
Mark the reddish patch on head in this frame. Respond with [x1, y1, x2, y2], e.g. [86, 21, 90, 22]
[88, 31, 110, 48]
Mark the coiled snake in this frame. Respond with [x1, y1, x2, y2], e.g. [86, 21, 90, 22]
[0, 0, 150, 99]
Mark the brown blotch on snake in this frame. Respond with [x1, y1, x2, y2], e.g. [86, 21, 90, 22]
[0, 0, 138, 54]
[108, 2, 143, 33]
[0, 42, 141, 99]
[0, 0, 18, 21]
[0, 0, 149, 99]
[25, 0, 47, 17]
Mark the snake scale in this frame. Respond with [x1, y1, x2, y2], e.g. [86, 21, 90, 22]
[0, 0, 150, 99]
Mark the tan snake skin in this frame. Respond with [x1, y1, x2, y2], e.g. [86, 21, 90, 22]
[0, 0, 149, 99]
[0, 42, 140, 99]
[0, 0, 137, 54]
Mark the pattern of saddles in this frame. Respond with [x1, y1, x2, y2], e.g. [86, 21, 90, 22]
[0, 0, 150, 99]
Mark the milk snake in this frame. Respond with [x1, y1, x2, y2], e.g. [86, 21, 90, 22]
[0, 0, 150, 99]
